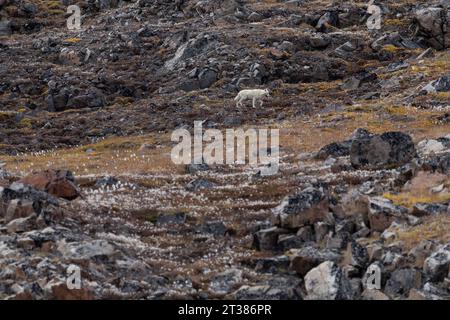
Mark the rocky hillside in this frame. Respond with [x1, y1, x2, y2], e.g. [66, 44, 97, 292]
[0, 0, 449, 300]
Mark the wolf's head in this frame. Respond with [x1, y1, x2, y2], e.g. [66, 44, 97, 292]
[264, 88, 270, 97]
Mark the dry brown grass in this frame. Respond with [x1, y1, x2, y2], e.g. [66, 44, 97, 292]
[397, 215, 450, 250]
[383, 171, 450, 208]
[3, 134, 183, 176]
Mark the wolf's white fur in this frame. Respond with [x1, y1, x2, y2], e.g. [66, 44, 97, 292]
[234, 88, 270, 108]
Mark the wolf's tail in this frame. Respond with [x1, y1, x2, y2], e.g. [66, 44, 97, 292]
[233, 94, 239, 100]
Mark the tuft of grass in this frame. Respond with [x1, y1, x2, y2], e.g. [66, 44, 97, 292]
[383, 192, 450, 208]
[64, 38, 82, 43]
[382, 44, 403, 53]
[397, 215, 450, 250]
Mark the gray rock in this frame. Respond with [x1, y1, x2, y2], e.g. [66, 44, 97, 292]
[326, 232, 350, 250]
[247, 12, 263, 22]
[304, 261, 354, 300]
[316, 141, 351, 160]
[314, 221, 332, 242]
[423, 243, 450, 282]
[348, 241, 369, 269]
[4, 199, 36, 223]
[254, 255, 290, 273]
[95, 176, 119, 187]
[409, 240, 438, 268]
[165, 35, 210, 71]
[6, 215, 37, 234]
[186, 178, 215, 191]
[288, 246, 341, 276]
[333, 41, 357, 60]
[200, 220, 227, 236]
[296, 225, 314, 242]
[316, 11, 339, 31]
[209, 268, 242, 295]
[186, 162, 209, 174]
[408, 282, 450, 300]
[57, 240, 116, 260]
[233, 277, 301, 300]
[274, 186, 330, 229]
[341, 72, 377, 90]
[253, 227, 289, 251]
[421, 73, 450, 93]
[198, 68, 218, 89]
[385, 268, 422, 297]
[156, 212, 186, 226]
[412, 203, 448, 216]
[415, 7, 450, 49]
[350, 131, 416, 169]
[277, 234, 306, 251]
[367, 197, 407, 232]
[0, 20, 12, 36]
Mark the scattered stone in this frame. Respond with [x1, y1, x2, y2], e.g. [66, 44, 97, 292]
[273, 186, 330, 229]
[423, 243, 450, 282]
[200, 220, 227, 236]
[7, 215, 37, 234]
[287, 246, 341, 276]
[156, 212, 187, 226]
[304, 261, 354, 300]
[367, 197, 407, 232]
[350, 132, 416, 169]
[415, 7, 450, 49]
[209, 268, 243, 295]
[18, 170, 79, 200]
[186, 178, 215, 191]
[254, 255, 290, 273]
[277, 234, 305, 251]
[253, 227, 289, 251]
[95, 176, 119, 187]
[347, 241, 369, 269]
[409, 240, 438, 268]
[385, 268, 422, 297]
[57, 240, 116, 260]
[411, 203, 448, 216]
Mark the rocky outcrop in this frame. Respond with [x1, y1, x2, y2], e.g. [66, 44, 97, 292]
[18, 170, 80, 200]
[304, 261, 354, 300]
[415, 6, 450, 49]
[350, 132, 417, 169]
[274, 186, 330, 229]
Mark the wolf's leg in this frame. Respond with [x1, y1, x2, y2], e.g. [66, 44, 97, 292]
[252, 97, 256, 108]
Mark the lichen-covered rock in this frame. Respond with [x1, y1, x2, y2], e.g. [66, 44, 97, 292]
[423, 243, 450, 282]
[385, 268, 422, 297]
[367, 197, 407, 232]
[304, 261, 354, 300]
[18, 170, 79, 200]
[253, 227, 289, 251]
[415, 7, 450, 49]
[350, 132, 416, 169]
[287, 246, 341, 276]
[274, 186, 330, 229]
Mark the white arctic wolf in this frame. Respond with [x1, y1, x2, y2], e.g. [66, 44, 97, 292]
[234, 88, 270, 108]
